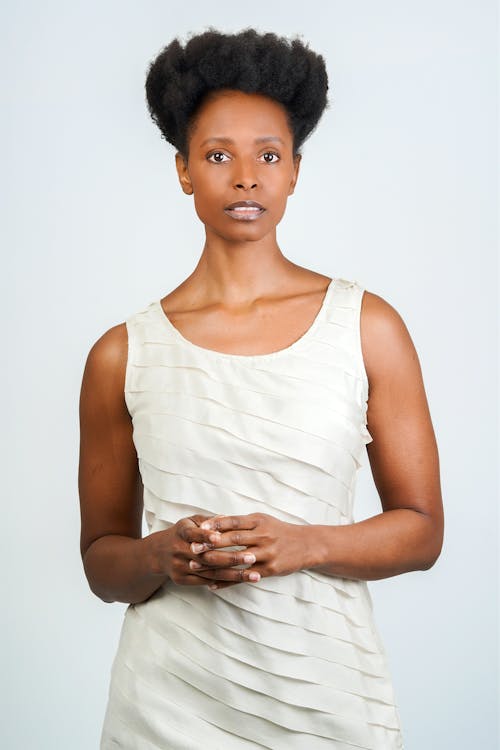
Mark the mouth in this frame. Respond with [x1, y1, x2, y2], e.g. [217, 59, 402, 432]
[224, 200, 266, 221]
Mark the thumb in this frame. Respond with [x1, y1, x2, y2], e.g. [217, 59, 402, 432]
[185, 514, 215, 527]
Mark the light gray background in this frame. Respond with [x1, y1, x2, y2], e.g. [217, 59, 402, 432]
[2, 1, 498, 748]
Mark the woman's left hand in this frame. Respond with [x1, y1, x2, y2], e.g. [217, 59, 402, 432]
[187, 512, 312, 590]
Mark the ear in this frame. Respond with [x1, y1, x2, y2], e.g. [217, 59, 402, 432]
[175, 152, 193, 195]
[289, 153, 302, 195]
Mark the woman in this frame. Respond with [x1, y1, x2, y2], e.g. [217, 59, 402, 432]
[79, 27, 444, 749]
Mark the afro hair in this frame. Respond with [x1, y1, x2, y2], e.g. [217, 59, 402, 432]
[144, 27, 330, 160]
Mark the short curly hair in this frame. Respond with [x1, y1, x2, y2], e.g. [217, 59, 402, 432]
[144, 27, 330, 160]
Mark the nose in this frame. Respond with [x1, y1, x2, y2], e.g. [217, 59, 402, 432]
[233, 157, 258, 190]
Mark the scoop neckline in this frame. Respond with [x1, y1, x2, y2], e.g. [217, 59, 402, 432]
[154, 277, 336, 361]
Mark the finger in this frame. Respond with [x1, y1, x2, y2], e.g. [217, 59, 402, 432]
[183, 573, 228, 587]
[185, 516, 227, 544]
[182, 515, 214, 529]
[184, 573, 249, 591]
[200, 514, 259, 532]
[189, 533, 224, 554]
[207, 581, 239, 590]
[201, 529, 255, 550]
[194, 566, 262, 583]
[178, 520, 222, 547]
[189, 549, 257, 571]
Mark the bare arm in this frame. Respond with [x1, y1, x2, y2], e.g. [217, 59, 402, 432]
[78, 323, 169, 604]
[307, 290, 444, 580]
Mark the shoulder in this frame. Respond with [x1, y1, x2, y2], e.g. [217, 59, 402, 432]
[86, 322, 128, 370]
[359, 286, 420, 385]
[81, 323, 129, 404]
[360, 287, 409, 336]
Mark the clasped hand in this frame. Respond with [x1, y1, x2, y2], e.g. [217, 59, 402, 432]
[157, 512, 310, 591]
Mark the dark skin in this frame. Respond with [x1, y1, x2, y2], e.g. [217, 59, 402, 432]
[79, 89, 443, 603]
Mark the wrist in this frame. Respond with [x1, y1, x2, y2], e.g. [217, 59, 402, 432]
[132, 534, 171, 604]
[137, 532, 171, 582]
[301, 524, 335, 571]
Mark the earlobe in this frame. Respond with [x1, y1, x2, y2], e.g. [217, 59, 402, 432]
[181, 179, 194, 196]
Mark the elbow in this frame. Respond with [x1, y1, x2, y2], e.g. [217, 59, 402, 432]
[83, 560, 116, 603]
[419, 553, 440, 571]
[419, 531, 444, 571]
[82, 544, 116, 603]
[414, 509, 444, 571]
[87, 579, 116, 604]
[97, 592, 116, 604]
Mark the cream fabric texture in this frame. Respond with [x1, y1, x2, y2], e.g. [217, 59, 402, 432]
[100, 277, 404, 749]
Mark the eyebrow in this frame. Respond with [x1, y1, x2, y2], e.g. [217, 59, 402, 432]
[199, 136, 285, 148]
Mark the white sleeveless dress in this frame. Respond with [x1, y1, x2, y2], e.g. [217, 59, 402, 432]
[100, 277, 404, 749]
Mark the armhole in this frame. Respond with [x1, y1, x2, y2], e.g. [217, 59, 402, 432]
[354, 281, 373, 445]
[123, 318, 134, 418]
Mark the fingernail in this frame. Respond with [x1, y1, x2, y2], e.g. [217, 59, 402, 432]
[249, 572, 261, 582]
[191, 543, 204, 553]
[208, 583, 218, 590]
[209, 532, 221, 543]
[243, 554, 256, 564]
[190, 560, 202, 569]
[201, 522, 212, 530]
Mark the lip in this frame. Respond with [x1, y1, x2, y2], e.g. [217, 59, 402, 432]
[225, 200, 264, 210]
[224, 200, 266, 221]
[224, 206, 266, 221]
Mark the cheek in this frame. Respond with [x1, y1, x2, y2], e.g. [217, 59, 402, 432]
[190, 174, 224, 207]
[270, 185, 291, 214]
[192, 193, 221, 218]
[189, 181, 214, 205]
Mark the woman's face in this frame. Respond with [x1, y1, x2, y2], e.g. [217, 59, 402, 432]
[175, 89, 301, 241]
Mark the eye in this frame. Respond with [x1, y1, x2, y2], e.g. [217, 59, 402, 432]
[260, 151, 280, 163]
[206, 151, 229, 163]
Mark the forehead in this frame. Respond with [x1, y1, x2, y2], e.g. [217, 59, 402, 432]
[190, 89, 292, 141]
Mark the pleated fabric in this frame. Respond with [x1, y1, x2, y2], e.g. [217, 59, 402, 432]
[100, 277, 404, 749]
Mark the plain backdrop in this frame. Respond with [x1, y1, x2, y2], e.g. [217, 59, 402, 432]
[2, 1, 498, 748]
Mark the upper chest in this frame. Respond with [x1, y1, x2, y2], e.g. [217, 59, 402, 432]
[159, 282, 331, 357]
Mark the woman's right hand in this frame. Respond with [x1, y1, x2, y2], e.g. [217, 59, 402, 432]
[145, 514, 258, 588]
